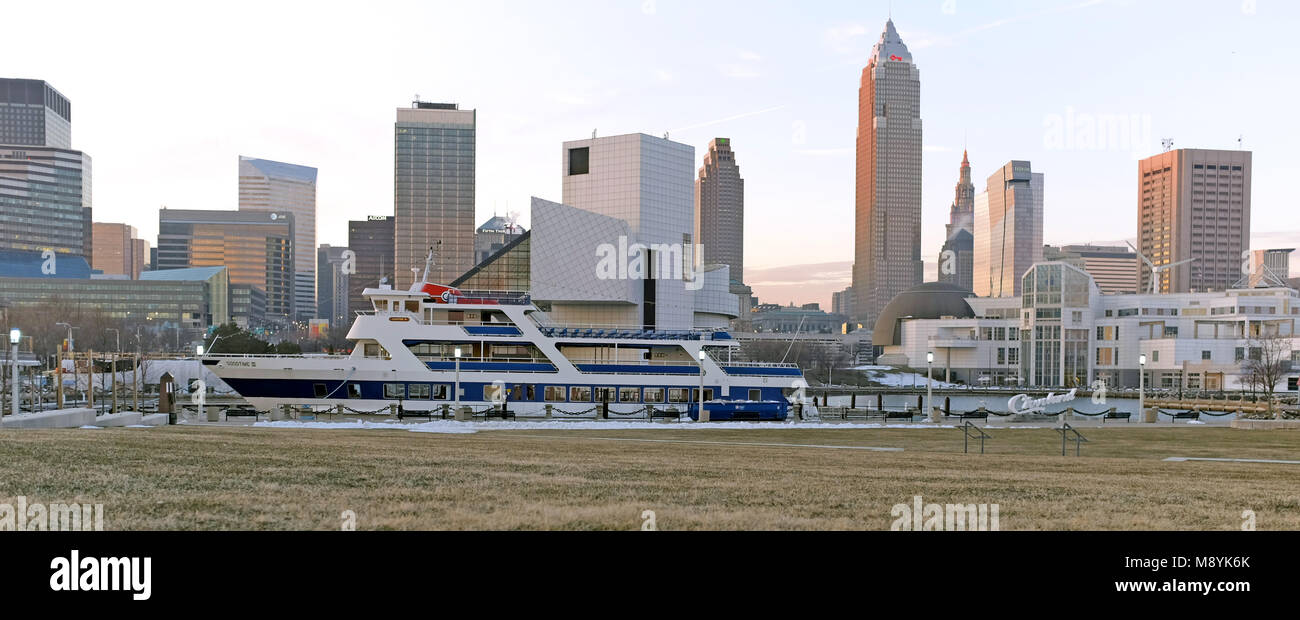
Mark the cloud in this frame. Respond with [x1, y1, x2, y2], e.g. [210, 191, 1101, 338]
[794, 147, 853, 156]
[823, 23, 869, 55]
[669, 105, 786, 133]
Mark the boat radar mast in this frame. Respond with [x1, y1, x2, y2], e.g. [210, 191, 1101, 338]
[414, 242, 440, 291]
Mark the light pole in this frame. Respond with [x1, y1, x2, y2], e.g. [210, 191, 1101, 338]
[926, 351, 935, 419]
[697, 349, 707, 422]
[9, 328, 20, 417]
[454, 346, 462, 413]
[106, 328, 119, 413]
[1139, 353, 1147, 421]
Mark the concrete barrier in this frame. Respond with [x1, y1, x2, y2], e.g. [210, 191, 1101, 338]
[139, 414, 169, 427]
[93, 412, 144, 427]
[1, 408, 97, 429]
[1231, 419, 1300, 430]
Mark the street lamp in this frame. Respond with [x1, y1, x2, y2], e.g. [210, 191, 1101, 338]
[453, 346, 462, 413]
[926, 351, 935, 420]
[1139, 353, 1147, 421]
[9, 328, 20, 417]
[697, 349, 708, 422]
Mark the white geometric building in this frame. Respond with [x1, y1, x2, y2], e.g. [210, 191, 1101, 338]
[528, 132, 738, 331]
[876, 262, 1299, 391]
[527, 133, 737, 331]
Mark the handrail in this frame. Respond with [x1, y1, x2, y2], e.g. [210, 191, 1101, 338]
[566, 358, 700, 367]
[203, 353, 352, 360]
[1055, 423, 1089, 456]
[717, 361, 801, 368]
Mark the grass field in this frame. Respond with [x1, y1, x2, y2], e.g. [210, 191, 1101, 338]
[3, 425, 1299, 530]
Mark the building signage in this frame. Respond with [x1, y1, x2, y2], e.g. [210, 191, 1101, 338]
[1007, 388, 1078, 415]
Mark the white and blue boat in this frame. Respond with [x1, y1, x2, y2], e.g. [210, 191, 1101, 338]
[205, 261, 807, 421]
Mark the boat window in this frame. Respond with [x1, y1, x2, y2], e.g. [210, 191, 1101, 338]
[348, 384, 362, 399]
[596, 387, 616, 403]
[749, 389, 761, 401]
[483, 383, 505, 403]
[570, 386, 592, 402]
[405, 300, 420, 313]
[408, 384, 431, 399]
[384, 383, 405, 399]
[363, 342, 390, 359]
[643, 388, 665, 403]
[619, 387, 640, 403]
[690, 388, 714, 402]
[313, 383, 328, 399]
[668, 388, 689, 403]
[544, 386, 566, 402]
[433, 384, 450, 400]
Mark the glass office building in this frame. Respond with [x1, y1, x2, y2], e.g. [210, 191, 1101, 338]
[156, 209, 294, 321]
[0, 78, 72, 149]
[239, 156, 318, 320]
[394, 102, 475, 289]
[0, 146, 91, 257]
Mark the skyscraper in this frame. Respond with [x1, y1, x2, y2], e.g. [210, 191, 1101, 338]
[696, 137, 745, 284]
[157, 209, 295, 321]
[238, 156, 318, 321]
[1137, 149, 1251, 293]
[317, 244, 350, 330]
[394, 101, 475, 289]
[92, 222, 149, 279]
[938, 150, 975, 291]
[854, 19, 922, 326]
[347, 216, 395, 317]
[0, 147, 91, 259]
[973, 161, 1043, 298]
[1, 78, 91, 264]
[0, 78, 72, 149]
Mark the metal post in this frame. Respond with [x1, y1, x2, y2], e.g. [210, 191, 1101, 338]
[926, 351, 934, 421]
[697, 349, 707, 422]
[9, 328, 19, 417]
[56, 349, 64, 408]
[1139, 354, 1147, 422]
[454, 347, 462, 413]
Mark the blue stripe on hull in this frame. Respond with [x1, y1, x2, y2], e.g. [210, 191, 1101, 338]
[220, 377, 792, 416]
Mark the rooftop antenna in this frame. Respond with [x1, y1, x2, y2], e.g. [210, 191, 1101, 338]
[592, 129, 597, 139]
[1127, 240, 1196, 295]
[413, 93, 420, 108]
[1238, 134, 1243, 150]
[1161, 139, 1174, 152]
[663, 131, 670, 140]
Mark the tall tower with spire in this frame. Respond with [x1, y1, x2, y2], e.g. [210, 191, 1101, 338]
[853, 19, 922, 327]
[938, 150, 975, 291]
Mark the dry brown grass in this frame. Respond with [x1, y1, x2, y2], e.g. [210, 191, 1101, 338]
[2, 425, 1298, 530]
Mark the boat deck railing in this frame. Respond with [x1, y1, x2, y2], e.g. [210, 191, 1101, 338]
[202, 353, 353, 360]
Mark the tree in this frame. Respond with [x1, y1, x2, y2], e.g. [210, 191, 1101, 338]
[1242, 330, 1294, 418]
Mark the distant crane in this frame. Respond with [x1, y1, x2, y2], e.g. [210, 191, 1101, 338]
[1127, 241, 1196, 295]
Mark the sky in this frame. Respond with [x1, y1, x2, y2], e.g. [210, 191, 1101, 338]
[6, 0, 1299, 309]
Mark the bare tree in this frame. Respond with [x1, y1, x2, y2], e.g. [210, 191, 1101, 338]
[1242, 330, 1294, 418]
